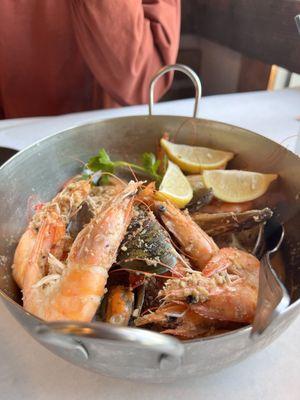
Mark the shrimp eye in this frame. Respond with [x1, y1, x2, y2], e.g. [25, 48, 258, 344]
[158, 204, 167, 213]
[186, 295, 198, 304]
[166, 315, 177, 323]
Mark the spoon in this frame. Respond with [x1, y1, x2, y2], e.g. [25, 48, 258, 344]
[251, 217, 290, 336]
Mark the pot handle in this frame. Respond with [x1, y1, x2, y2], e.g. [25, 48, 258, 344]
[35, 321, 184, 369]
[149, 64, 202, 118]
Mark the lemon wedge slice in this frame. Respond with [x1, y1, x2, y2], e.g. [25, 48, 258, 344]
[203, 170, 278, 203]
[161, 139, 234, 173]
[156, 160, 193, 208]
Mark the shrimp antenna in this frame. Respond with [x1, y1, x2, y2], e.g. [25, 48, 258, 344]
[101, 172, 126, 186]
[68, 156, 86, 167]
[26, 195, 42, 222]
[127, 165, 139, 183]
[134, 198, 153, 213]
[111, 267, 173, 280]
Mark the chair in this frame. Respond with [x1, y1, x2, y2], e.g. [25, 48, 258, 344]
[164, 1, 300, 99]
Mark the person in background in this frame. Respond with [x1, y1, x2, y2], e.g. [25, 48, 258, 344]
[0, 1, 181, 118]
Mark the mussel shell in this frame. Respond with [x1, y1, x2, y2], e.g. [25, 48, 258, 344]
[94, 293, 108, 321]
[192, 207, 273, 236]
[214, 224, 266, 256]
[133, 285, 146, 320]
[117, 205, 180, 274]
[186, 187, 214, 213]
[141, 276, 165, 313]
[67, 202, 94, 239]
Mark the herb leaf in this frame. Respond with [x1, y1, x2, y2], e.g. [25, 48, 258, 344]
[142, 152, 160, 174]
[88, 149, 115, 174]
[85, 148, 163, 183]
[87, 156, 102, 172]
[98, 149, 113, 167]
[141, 152, 161, 183]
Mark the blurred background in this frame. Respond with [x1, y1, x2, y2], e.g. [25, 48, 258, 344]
[164, 0, 300, 100]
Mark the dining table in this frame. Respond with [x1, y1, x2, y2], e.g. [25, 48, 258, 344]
[0, 87, 299, 400]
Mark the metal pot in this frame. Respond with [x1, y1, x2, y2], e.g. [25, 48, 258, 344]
[0, 65, 299, 382]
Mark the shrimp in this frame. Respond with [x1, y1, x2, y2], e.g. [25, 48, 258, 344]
[135, 302, 219, 339]
[12, 178, 91, 288]
[105, 285, 134, 326]
[165, 247, 259, 323]
[22, 181, 139, 322]
[136, 247, 259, 337]
[12, 228, 37, 288]
[154, 201, 219, 270]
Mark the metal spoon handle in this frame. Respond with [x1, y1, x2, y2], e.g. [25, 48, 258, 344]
[251, 253, 290, 336]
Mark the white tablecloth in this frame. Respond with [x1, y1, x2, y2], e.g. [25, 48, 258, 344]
[0, 88, 299, 400]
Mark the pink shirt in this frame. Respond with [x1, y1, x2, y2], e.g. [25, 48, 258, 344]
[0, 0, 180, 118]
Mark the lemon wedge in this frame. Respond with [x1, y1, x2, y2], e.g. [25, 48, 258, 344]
[161, 139, 234, 173]
[203, 170, 278, 203]
[156, 160, 193, 208]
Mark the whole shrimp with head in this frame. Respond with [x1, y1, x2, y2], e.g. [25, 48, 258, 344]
[15, 179, 140, 322]
[136, 201, 260, 338]
[12, 175, 124, 289]
[12, 177, 92, 289]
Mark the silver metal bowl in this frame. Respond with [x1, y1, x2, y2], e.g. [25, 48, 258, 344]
[0, 65, 299, 381]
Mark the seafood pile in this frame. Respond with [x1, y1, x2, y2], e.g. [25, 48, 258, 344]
[12, 138, 280, 339]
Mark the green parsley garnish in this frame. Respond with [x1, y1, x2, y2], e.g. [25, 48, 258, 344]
[86, 149, 162, 184]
